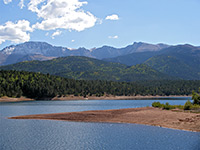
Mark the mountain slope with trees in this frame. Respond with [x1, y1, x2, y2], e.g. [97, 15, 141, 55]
[144, 45, 200, 80]
[105, 45, 200, 80]
[0, 56, 173, 82]
[104, 51, 158, 66]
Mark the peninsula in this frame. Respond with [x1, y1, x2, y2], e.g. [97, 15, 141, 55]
[9, 107, 200, 132]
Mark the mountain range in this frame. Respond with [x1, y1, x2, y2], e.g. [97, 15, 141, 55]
[0, 41, 169, 66]
[0, 41, 199, 81]
[104, 44, 200, 80]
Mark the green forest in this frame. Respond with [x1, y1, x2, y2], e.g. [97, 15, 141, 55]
[0, 70, 200, 99]
[0, 56, 173, 81]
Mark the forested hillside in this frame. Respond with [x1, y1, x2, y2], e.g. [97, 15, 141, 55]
[0, 56, 172, 81]
[105, 45, 200, 80]
[145, 45, 200, 79]
[0, 70, 199, 99]
[104, 51, 158, 66]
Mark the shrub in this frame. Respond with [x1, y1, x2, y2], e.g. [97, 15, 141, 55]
[192, 89, 200, 105]
[190, 104, 200, 110]
[184, 100, 192, 110]
[163, 102, 170, 110]
[152, 102, 162, 108]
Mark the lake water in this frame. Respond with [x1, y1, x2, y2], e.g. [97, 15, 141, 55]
[1, 98, 200, 150]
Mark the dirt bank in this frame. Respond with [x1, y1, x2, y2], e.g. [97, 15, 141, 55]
[0, 95, 190, 102]
[9, 107, 200, 132]
[0, 96, 34, 102]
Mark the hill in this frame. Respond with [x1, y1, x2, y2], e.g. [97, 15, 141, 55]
[105, 45, 200, 80]
[104, 51, 158, 66]
[144, 45, 200, 80]
[17, 54, 55, 62]
[0, 56, 172, 82]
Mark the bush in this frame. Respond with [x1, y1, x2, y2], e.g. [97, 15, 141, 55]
[192, 89, 200, 105]
[163, 102, 170, 110]
[152, 102, 176, 110]
[184, 100, 192, 110]
[190, 104, 200, 110]
[152, 99, 199, 111]
[152, 102, 162, 108]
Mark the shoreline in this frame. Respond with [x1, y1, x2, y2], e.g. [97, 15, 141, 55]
[0, 95, 191, 102]
[9, 107, 200, 132]
[0, 96, 34, 102]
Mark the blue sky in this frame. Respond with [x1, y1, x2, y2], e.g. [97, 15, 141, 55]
[0, 0, 199, 50]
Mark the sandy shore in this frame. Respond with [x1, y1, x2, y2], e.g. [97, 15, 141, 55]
[52, 95, 190, 100]
[0, 95, 190, 102]
[0, 96, 34, 102]
[9, 107, 200, 132]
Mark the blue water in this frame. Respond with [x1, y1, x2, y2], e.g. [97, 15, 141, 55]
[1, 98, 200, 150]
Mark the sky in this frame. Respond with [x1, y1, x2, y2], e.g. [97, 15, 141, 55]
[0, 0, 200, 50]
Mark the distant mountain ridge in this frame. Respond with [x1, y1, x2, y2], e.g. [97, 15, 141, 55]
[0, 56, 173, 82]
[1, 41, 199, 80]
[90, 42, 169, 59]
[144, 45, 200, 80]
[0, 41, 169, 66]
[17, 54, 56, 62]
[105, 44, 200, 80]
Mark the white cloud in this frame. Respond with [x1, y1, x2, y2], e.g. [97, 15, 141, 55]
[108, 35, 118, 39]
[29, 0, 97, 32]
[19, 0, 25, 9]
[1, 0, 98, 44]
[71, 40, 75, 42]
[0, 20, 33, 44]
[106, 14, 119, 20]
[3, 0, 12, 4]
[51, 30, 62, 39]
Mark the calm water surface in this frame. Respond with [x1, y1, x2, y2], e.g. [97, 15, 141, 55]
[1, 98, 200, 150]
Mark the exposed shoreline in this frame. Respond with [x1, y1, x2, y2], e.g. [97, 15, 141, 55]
[0, 96, 34, 102]
[9, 107, 200, 132]
[0, 95, 190, 102]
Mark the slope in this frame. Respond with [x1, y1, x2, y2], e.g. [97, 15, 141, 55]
[104, 51, 158, 66]
[144, 45, 200, 80]
[0, 56, 172, 82]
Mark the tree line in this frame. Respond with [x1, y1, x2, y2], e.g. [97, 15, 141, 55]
[0, 70, 200, 99]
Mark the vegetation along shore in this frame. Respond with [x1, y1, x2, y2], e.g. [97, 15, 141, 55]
[0, 70, 200, 100]
[0, 95, 191, 103]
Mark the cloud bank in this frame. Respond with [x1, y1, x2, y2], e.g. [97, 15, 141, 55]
[0, 0, 98, 44]
[30, 0, 97, 31]
[1, 0, 119, 44]
[0, 20, 33, 44]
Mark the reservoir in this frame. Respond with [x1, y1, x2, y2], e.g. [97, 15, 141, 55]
[1, 98, 200, 150]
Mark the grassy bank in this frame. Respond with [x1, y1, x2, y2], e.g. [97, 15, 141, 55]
[152, 101, 200, 111]
[152, 89, 200, 112]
